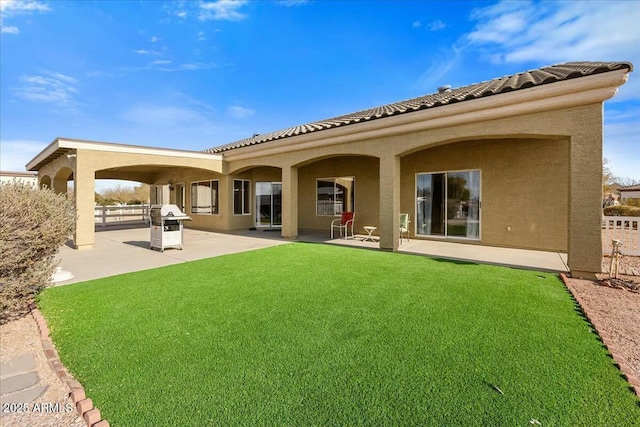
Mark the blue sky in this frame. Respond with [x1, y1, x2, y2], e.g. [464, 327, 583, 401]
[1, 0, 639, 188]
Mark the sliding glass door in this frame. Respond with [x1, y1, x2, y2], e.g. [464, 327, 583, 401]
[255, 182, 282, 227]
[416, 170, 480, 239]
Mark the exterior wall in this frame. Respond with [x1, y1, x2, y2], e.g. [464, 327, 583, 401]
[156, 166, 284, 231]
[152, 168, 227, 231]
[401, 138, 570, 251]
[621, 190, 640, 201]
[298, 156, 379, 232]
[0, 172, 38, 186]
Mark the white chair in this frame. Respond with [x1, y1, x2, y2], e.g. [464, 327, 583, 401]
[331, 212, 355, 239]
[399, 213, 410, 244]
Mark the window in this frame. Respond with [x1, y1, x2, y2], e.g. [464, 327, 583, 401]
[151, 185, 167, 204]
[191, 180, 219, 215]
[316, 177, 355, 216]
[416, 170, 480, 239]
[234, 179, 251, 215]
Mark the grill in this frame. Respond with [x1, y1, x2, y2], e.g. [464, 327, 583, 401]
[150, 204, 191, 252]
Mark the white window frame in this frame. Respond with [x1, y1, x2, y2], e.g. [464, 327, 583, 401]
[233, 179, 251, 216]
[190, 180, 219, 215]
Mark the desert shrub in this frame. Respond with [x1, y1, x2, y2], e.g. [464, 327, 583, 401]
[624, 198, 640, 207]
[603, 205, 640, 216]
[0, 181, 75, 323]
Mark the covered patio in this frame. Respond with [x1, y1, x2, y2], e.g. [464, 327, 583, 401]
[53, 226, 568, 286]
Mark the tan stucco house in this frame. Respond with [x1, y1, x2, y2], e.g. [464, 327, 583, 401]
[619, 184, 640, 203]
[26, 61, 633, 279]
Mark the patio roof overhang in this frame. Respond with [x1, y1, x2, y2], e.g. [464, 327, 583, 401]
[26, 137, 223, 172]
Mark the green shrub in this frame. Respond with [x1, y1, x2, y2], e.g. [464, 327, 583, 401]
[623, 198, 640, 207]
[603, 205, 640, 216]
[0, 181, 75, 323]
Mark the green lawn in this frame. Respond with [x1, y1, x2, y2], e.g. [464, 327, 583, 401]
[38, 243, 639, 426]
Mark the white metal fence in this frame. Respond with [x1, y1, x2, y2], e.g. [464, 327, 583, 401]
[602, 216, 640, 256]
[94, 204, 150, 227]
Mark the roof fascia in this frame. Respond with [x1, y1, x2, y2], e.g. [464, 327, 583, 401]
[27, 138, 222, 171]
[222, 69, 630, 162]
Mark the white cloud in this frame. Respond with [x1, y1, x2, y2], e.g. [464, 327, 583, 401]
[121, 105, 201, 127]
[415, 45, 463, 91]
[1, 25, 19, 34]
[0, 0, 51, 34]
[0, 0, 50, 13]
[150, 36, 160, 43]
[412, 21, 422, 28]
[120, 95, 219, 132]
[132, 49, 160, 55]
[226, 105, 254, 119]
[0, 139, 48, 172]
[199, 0, 247, 21]
[12, 72, 79, 106]
[426, 20, 446, 31]
[276, 0, 309, 6]
[466, 0, 640, 68]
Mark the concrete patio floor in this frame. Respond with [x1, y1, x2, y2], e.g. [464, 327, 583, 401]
[53, 225, 568, 286]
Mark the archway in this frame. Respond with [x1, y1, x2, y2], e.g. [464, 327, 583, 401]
[53, 167, 73, 195]
[39, 175, 52, 190]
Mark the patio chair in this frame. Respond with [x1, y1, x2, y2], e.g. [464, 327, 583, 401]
[331, 212, 355, 239]
[399, 213, 410, 244]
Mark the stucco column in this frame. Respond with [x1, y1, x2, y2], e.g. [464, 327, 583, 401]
[73, 151, 96, 250]
[379, 154, 400, 251]
[281, 165, 299, 239]
[568, 105, 603, 279]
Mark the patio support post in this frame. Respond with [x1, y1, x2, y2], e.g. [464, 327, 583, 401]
[567, 105, 603, 279]
[379, 154, 400, 251]
[281, 165, 298, 239]
[73, 151, 96, 250]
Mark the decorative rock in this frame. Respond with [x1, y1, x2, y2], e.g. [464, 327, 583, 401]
[0, 354, 36, 378]
[0, 372, 39, 395]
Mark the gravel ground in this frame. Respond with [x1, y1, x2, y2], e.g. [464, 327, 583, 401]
[0, 316, 85, 427]
[564, 276, 640, 381]
[1, 257, 638, 427]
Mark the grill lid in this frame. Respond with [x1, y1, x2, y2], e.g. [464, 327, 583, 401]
[150, 204, 191, 220]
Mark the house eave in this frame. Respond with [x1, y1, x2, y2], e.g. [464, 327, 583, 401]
[221, 69, 630, 162]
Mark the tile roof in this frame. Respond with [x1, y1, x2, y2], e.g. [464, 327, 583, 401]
[204, 61, 632, 154]
[620, 184, 640, 191]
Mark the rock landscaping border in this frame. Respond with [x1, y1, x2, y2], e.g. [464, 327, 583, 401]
[30, 305, 110, 427]
[559, 274, 640, 399]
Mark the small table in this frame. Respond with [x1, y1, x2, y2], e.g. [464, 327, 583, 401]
[363, 226, 377, 242]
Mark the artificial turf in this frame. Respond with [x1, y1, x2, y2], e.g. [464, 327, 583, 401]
[38, 243, 639, 426]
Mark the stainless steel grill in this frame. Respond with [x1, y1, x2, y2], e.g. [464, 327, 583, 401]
[150, 204, 191, 252]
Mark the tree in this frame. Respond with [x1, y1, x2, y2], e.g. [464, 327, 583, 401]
[0, 181, 75, 322]
[95, 183, 150, 205]
[602, 158, 616, 196]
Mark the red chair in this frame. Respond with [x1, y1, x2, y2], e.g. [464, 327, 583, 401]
[331, 212, 355, 239]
